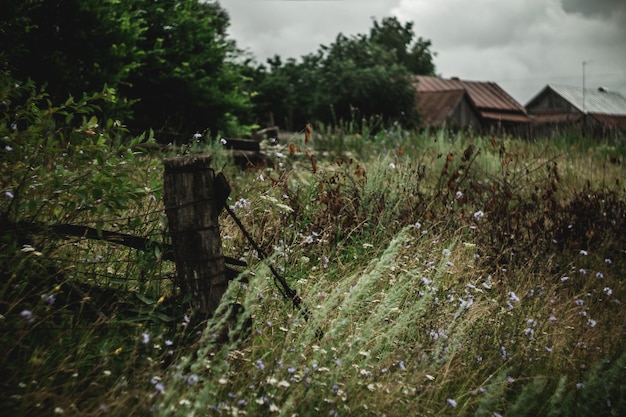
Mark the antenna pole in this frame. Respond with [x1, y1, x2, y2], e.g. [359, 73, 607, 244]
[582, 60, 586, 113]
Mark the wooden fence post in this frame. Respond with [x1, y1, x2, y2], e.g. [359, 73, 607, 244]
[163, 155, 227, 318]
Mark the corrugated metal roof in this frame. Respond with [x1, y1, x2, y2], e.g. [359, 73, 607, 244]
[414, 76, 528, 114]
[529, 85, 626, 115]
[416, 89, 467, 126]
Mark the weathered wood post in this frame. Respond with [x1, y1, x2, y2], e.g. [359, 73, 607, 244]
[163, 155, 227, 318]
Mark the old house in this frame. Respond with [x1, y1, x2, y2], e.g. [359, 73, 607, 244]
[525, 85, 626, 138]
[413, 75, 530, 136]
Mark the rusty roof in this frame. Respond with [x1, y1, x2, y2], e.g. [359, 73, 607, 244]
[416, 89, 469, 127]
[414, 76, 528, 115]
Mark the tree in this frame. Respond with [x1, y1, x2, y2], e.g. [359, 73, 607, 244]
[0, 0, 145, 121]
[247, 16, 437, 131]
[315, 33, 419, 128]
[122, 0, 251, 138]
[250, 53, 322, 131]
[369, 16, 437, 76]
[0, 0, 252, 139]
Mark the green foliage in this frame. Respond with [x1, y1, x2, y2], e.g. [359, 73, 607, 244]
[369, 16, 437, 76]
[249, 17, 437, 131]
[124, 0, 252, 137]
[0, 72, 180, 416]
[0, 0, 145, 121]
[0, 0, 252, 139]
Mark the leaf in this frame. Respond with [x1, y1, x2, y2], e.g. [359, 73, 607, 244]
[135, 293, 155, 305]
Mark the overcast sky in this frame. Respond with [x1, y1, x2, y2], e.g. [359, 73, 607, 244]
[218, 0, 626, 104]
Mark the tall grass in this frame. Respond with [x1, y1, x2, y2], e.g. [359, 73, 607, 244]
[2, 112, 624, 416]
[151, 128, 624, 416]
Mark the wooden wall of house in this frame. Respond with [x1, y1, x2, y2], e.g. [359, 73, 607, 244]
[449, 98, 482, 130]
[528, 91, 580, 114]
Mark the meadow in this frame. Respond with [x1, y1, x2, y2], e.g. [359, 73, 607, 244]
[1, 89, 625, 417]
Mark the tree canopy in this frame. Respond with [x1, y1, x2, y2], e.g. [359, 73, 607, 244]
[1, 3, 437, 137]
[0, 0, 251, 139]
[250, 16, 437, 131]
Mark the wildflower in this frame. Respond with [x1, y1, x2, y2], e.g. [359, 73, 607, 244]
[389, 162, 396, 169]
[186, 374, 199, 385]
[500, 346, 508, 360]
[445, 261, 454, 267]
[509, 292, 520, 303]
[596, 272, 604, 279]
[141, 332, 150, 344]
[604, 287, 613, 296]
[446, 398, 457, 408]
[182, 315, 190, 327]
[41, 293, 56, 305]
[544, 346, 553, 353]
[506, 376, 515, 383]
[576, 382, 585, 389]
[474, 210, 484, 219]
[605, 258, 612, 264]
[257, 174, 264, 182]
[579, 250, 588, 256]
[220, 137, 227, 145]
[549, 316, 557, 322]
[155, 383, 165, 394]
[20, 310, 34, 323]
[5, 145, 12, 151]
[256, 360, 265, 370]
[287, 367, 296, 374]
[114, 347, 123, 355]
[193, 133, 202, 140]
[575, 299, 584, 306]
[587, 319, 597, 327]
[442, 248, 451, 257]
[560, 276, 569, 282]
[398, 360, 406, 370]
[579, 268, 586, 275]
[455, 191, 463, 199]
[11, 123, 17, 130]
[275, 152, 284, 158]
[5, 191, 14, 199]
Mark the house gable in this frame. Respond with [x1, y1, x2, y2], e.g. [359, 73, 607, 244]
[414, 76, 529, 132]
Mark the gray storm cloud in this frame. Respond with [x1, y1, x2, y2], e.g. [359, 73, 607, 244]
[561, 0, 626, 18]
